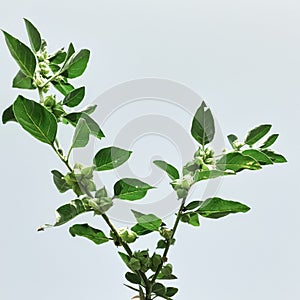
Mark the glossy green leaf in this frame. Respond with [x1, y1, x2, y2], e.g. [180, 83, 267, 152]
[261, 149, 287, 163]
[2, 30, 36, 77]
[52, 81, 74, 96]
[94, 146, 132, 171]
[260, 134, 279, 149]
[72, 118, 90, 148]
[242, 149, 273, 165]
[13, 70, 35, 89]
[52, 199, 90, 227]
[62, 49, 90, 78]
[24, 18, 42, 52]
[131, 224, 152, 236]
[191, 101, 215, 147]
[197, 197, 250, 219]
[125, 272, 141, 285]
[132, 210, 162, 231]
[51, 170, 71, 193]
[64, 112, 105, 140]
[185, 201, 203, 211]
[153, 160, 179, 181]
[152, 283, 167, 297]
[227, 134, 238, 148]
[216, 152, 261, 172]
[65, 43, 75, 61]
[194, 169, 234, 182]
[166, 287, 179, 297]
[13, 96, 57, 144]
[180, 212, 200, 226]
[49, 49, 67, 64]
[2, 105, 17, 124]
[245, 124, 272, 146]
[69, 223, 109, 245]
[114, 178, 154, 201]
[157, 239, 168, 249]
[63, 86, 85, 107]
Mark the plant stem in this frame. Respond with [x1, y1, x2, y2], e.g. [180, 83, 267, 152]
[38, 87, 44, 103]
[151, 197, 187, 285]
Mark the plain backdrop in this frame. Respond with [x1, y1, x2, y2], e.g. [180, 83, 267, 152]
[0, 1, 299, 299]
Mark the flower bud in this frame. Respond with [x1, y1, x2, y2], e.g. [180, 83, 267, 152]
[44, 95, 56, 108]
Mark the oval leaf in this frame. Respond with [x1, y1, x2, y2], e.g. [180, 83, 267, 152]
[216, 152, 261, 172]
[242, 149, 273, 165]
[52, 81, 74, 96]
[261, 149, 287, 163]
[63, 86, 85, 107]
[64, 112, 105, 140]
[191, 101, 215, 147]
[2, 30, 36, 78]
[62, 49, 90, 78]
[194, 169, 235, 182]
[13, 96, 57, 144]
[132, 210, 162, 231]
[72, 118, 90, 148]
[197, 197, 250, 219]
[260, 134, 279, 149]
[24, 18, 42, 52]
[94, 146, 132, 171]
[69, 223, 109, 245]
[153, 160, 179, 181]
[114, 178, 154, 201]
[51, 170, 71, 193]
[245, 124, 272, 146]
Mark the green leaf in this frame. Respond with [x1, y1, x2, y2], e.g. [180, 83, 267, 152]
[114, 178, 154, 201]
[185, 201, 203, 211]
[197, 197, 250, 219]
[242, 149, 273, 165]
[80, 104, 97, 115]
[153, 160, 179, 181]
[62, 49, 90, 78]
[94, 146, 132, 171]
[152, 283, 167, 297]
[52, 81, 74, 96]
[166, 287, 179, 297]
[65, 43, 75, 61]
[216, 152, 261, 172]
[194, 169, 234, 182]
[69, 223, 109, 245]
[132, 210, 162, 231]
[51, 170, 71, 193]
[2, 105, 17, 124]
[13, 96, 57, 144]
[157, 239, 168, 249]
[64, 112, 105, 140]
[260, 134, 279, 149]
[24, 18, 42, 52]
[191, 101, 215, 147]
[2, 30, 36, 77]
[72, 118, 90, 148]
[245, 124, 272, 146]
[49, 49, 67, 64]
[125, 272, 141, 285]
[52, 199, 90, 227]
[63, 86, 85, 107]
[13, 70, 35, 89]
[180, 212, 200, 226]
[261, 149, 287, 163]
[227, 134, 238, 148]
[118, 252, 130, 265]
[131, 224, 152, 236]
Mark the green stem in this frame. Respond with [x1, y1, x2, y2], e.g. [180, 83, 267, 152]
[38, 87, 44, 103]
[151, 197, 187, 285]
[41, 72, 60, 88]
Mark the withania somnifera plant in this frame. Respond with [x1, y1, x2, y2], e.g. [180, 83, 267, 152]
[2, 20, 287, 300]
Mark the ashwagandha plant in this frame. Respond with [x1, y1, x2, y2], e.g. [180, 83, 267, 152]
[2, 19, 287, 300]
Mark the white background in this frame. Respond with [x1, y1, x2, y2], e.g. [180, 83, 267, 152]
[0, 1, 299, 299]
